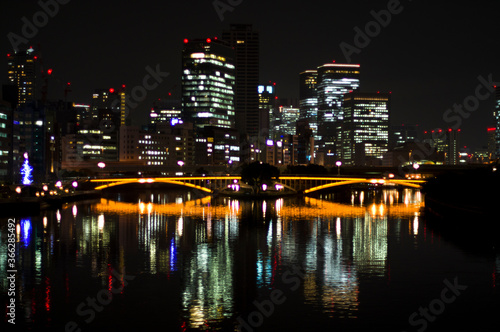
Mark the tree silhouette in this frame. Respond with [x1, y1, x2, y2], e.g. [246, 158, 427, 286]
[240, 162, 280, 193]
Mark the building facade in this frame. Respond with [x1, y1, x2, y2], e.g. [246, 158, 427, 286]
[316, 63, 361, 164]
[299, 70, 318, 139]
[340, 92, 390, 166]
[182, 38, 236, 129]
[221, 24, 261, 138]
[7, 47, 37, 106]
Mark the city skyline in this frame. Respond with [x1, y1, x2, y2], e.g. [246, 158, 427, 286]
[1, 0, 499, 150]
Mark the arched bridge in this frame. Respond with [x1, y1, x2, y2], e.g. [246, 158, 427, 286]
[88, 176, 425, 194]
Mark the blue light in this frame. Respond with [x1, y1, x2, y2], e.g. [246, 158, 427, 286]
[21, 218, 32, 247]
[169, 238, 177, 271]
[20, 153, 33, 185]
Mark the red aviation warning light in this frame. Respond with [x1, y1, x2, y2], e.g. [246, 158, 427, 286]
[47, 69, 53, 75]
[109, 88, 115, 93]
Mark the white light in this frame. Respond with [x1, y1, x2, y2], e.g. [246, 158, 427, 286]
[97, 162, 106, 168]
[72, 181, 78, 188]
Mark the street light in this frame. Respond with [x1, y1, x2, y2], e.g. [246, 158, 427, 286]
[177, 160, 184, 176]
[336, 161, 342, 176]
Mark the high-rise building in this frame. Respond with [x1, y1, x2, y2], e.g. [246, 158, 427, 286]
[12, 101, 58, 183]
[316, 63, 360, 163]
[340, 92, 390, 166]
[487, 127, 496, 161]
[258, 84, 277, 138]
[278, 106, 301, 137]
[494, 86, 500, 158]
[182, 38, 236, 129]
[182, 38, 240, 167]
[389, 124, 419, 149]
[445, 128, 461, 165]
[7, 47, 37, 106]
[0, 100, 11, 182]
[299, 70, 318, 139]
[222, 24, 262, 138]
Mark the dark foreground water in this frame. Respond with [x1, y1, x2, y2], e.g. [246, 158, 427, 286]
[1, 188, 499, 331]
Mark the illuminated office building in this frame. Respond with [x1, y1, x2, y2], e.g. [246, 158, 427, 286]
[195, 127, 240, 166]
[149, 108, 182, 129]
[316, 63, 360, 163]
[340, 92, 390, 166]
[389, 124, 419, 149]
[258, 84, 277, 139]
[278, 106, 300, 137]
[0, 101, 11, 181]
[7, 47, 37, 106]
[182, 38, 236, 129]
[299, 70, 318, 139]
[137, 121, 194, 168]
[422, 128, 461, 165]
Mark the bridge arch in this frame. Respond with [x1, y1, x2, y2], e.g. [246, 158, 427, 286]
[93, 178, 213, 193]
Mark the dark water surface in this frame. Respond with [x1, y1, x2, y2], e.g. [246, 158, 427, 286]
[1, 188, 499, 331]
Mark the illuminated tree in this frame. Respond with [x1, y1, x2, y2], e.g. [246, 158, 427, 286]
[20, 152, 33, 185]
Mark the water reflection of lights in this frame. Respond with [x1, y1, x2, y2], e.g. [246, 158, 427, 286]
[98, 214, 105, 231]
[20, 218, 32, 247]
[94, 193, 422, 222]
[412, 213, 419, 236]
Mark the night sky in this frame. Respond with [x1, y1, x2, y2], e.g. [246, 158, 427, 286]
[1, 0, 499, 150]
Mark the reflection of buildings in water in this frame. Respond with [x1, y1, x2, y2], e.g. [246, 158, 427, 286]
[353, 212, 388, 277]
[180, 217, 238, 329]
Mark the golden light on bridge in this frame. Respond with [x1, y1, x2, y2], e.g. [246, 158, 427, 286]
[90, 176, 425, 193]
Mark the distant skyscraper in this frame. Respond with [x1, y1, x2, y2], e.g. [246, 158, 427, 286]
[258, 84, 277, 138]
[340, 92, 390, 165]
[316, 63, 360, 163]
[390, 124, 419, 149]
[495, 86, 500, 158]
[7, 47, 37, 106]
[299, 70, 318, 138]
[278, 106, 301, 137]
[445, 128, 461, 165]
[222, 24, 261, 138]
[182, 38, 236, 129]
[182, 38, 240, 166]
[487, 127, 496, 160]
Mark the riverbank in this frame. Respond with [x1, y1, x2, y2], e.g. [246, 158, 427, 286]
[422, 166, 500, 251]
[0, 190, 101, 217]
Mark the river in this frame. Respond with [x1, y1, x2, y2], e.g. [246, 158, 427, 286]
[1, 187, 499, 331]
